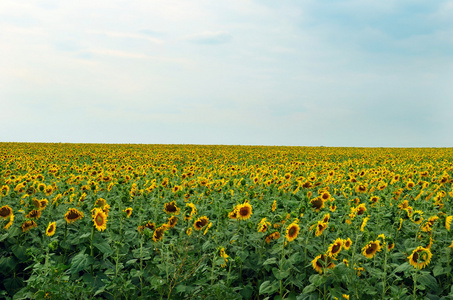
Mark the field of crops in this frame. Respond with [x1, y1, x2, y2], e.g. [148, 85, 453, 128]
[1, 143, 453, 299]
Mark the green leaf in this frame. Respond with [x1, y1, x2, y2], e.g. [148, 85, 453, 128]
[433, 265, 444, 277]
[70, 251, 94, 274]
[417, 273, 439, 291]
[272, 267, 290, 280]
[263, 257, 278, 266]
[259, 280, 278, 295]
[302, 284, 317, 294]
[93, 236, 113, 256]
[393, 262, 411, 273]
[0, 256, 17, 275]
[12, 244, 28, 261]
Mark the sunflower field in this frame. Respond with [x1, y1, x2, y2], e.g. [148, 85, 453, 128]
[1, 143, 453, 299]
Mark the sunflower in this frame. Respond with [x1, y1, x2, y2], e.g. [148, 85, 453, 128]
[166, 216, 178, 228]
[123, 207, 133, 218]
[203, 222, 212, 235]
[25, 209, 42, 220]
[194, 216, 209, 230]
[315, 221, 328, 237]
[94, 198, 107, 208]
[228, 209, 238, 220]
[3, 213, 14, 230]
[408, 246, 432, 269]
[265, 231, 281, 244]
[219, 247, 229, 267]
[92, 208, 107, 231]
[360, 217, 369, 232]
[322, 213, 330, 223]
[236, 201, 252, 220]
[355, 204, 367, 216]
[46, 222, 56, 237]
[145, 221, 156, 230]
[184, 203, 197, 221]
[311, 254, 335, 274]
[271, 200, 277, 212]
[362, 240, 381, 259]
[446, 216, 453, 231]
[310, 197, 325, 211]
[1, 185, 10, 196]
[153, 224, 168, 242]
[21, 220, 37, 232]
[343, 238, 352, 250]
[186, 227, 193, 236]
[327, 238, 343, 257]
[285, 222, 300, 242]
[257, 218, 271, 233]
[163, 201, 180, 215]
[0, 205, 13, 219]
[64, 208, 84, 224]
[39, 199, 49, 210]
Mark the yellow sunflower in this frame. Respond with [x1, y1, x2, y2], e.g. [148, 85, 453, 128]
[311, 254, 335, 274]
[446, 216, 453, 231]
[265, 231, 281, 244]
[163, 201, 180, 215]
[25, 209, 42, 220]
[219, 247, 229, 267]
[327, 238, 343, 257]
[310, 197, 325, 211]
[408, 246, 432, 269]
[46, 222, 56, 236]
[64, 208, 84, 224]
[285, 222, 300, 242]
[315, 221, 328, 237]
[257, 218, 271, 233]
[21, 220, 37, 232]
[166, 216, 178, 228]
[236, 201, 252, 220]
[343, 238, 352, 250]
[194, 216, 209, 230]
[184, 203, 197, 221]
[92, 208, 107, 231]
[153, 224, 168, 242]
[362, 240, 381, 259]
[123, 207, 133, 218]
[0, 205, 13, 219]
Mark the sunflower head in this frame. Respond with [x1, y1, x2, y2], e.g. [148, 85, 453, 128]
[123, 207, 133, 218]
[166, 216, 178, 228]
[327, 238, 343, 257]
[163, 201, 180, 215]
[408, 246, 432, 269]
[362, 240, 381, 259]
[310, 197, 325, 211]
[64, 208, 84, 224]
[311, 254, 335, 274]
[92, 208, 107, 231]
[153, 224, 169, 242]
[343, 238, 352, 250]
[285, 222, 300, 242]
[21, 220, 37, 232]
[194, 216, 209, 230]
[46, 222, 56, 236]
[236, 202, 252, 220]
[315, 221, 328, 237]
[0, 205, 13, 219]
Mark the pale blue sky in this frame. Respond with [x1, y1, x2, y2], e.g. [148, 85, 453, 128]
[1, 0, 453, 146]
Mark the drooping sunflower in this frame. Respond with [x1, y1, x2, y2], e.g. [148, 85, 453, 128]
[362, 240, 381, 259]
[94, 198, 107, 208]
[166, 216, 178, 228]
[446, 216, 453, 231]
[184, 203, 197, 221]
[311, 254, 335, 274]
[0, 205, 13, 219]
[163, 201, 180, 215]
[360, 217, 370, 232]
[310, 197, 325, 212]
[322, 213, 330, 223]
[236, 201, 252, 220]
[1, 185, 10, 196]
[271, 200, 277, 212]
[21, 220, 37, 232]
[285, 222, 300, 242]
[153, 224, 168, 242]
[46, 222, 56, 237]
[64, 208, 84, 224]
[315, 221, 328, 237]
[265, 231, 281, 244]
[228, 208, 238, 220]
[219, 247, 229, 267]
[3, 213, 14, 230]
[257, 218, 271, 233]
[343, 238, 352, 250]
[25, 209, 42, 220]
[327, 238, 343, 257]
[408, 246, 432, 269]
[123, 207, 133, 218]
[92, 208, 107, 231]
[194, 216, 209, 230]
[355, 204, 367, 216]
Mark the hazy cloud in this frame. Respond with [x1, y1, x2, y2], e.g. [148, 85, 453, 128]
[186, 31, 232, 45]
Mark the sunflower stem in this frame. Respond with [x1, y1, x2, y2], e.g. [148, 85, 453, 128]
[90, 225, 95, 274]
[413, 270, 418, 299]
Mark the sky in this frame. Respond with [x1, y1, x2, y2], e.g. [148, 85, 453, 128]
[1, 0, 453, 147]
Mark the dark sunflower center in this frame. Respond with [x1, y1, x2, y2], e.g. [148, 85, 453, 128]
[413, 252, 419, 262]
[67, 211, 80, 220]
[0, 207, 11, 217]
[311, 199, 323, 209]
[366, 244, 377, 255]
[332, 244, 341, 253]
[239, 206, 250, 216]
